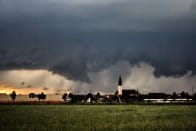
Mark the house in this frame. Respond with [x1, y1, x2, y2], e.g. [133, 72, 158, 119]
[121, 89, 140, 102]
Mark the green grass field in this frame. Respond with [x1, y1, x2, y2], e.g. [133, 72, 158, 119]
[0, 105, 196, 131]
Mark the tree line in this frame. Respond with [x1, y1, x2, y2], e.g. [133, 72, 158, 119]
[10, 91, 46, 101]
[9, 90, 196, 103]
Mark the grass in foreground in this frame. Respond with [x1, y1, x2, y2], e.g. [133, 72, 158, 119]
[0, 105, 196, 131]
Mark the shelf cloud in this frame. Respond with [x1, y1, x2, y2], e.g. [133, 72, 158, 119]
[0, 61, 195, 94]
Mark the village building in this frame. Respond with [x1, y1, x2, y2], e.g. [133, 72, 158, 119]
[117, 76, 140, 102]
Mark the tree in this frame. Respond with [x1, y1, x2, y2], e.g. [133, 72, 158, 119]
[172, 92, 177, 100]
[180, 91, 186, 98]
[10, 91, 16, 101]
[62, 93, 67, 102]
[37, 92, 46, 101]
[87, 93, 95, 102]
[96, 92, 101, 102]
[193, 93, 196, 100]
[114, 90, 118, 96]
[114, 90, 121, 103]
[68, 93, 74, 102]
[87, 93, 93, 98]
[185, 92, 190, 100]
[29, 93, 37, 99]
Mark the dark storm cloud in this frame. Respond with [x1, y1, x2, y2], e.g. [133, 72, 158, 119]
[0, 0, 196, 82]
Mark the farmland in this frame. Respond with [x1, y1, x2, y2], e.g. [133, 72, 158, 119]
[0, 105, 196, 131]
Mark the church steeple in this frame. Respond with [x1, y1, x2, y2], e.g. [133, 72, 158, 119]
[118, 76, 123, 96]
[118, 76, 122, 86]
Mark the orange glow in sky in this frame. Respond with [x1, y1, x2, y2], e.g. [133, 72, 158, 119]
[0, 70, 73, 95]
[0, 84, 54, 95]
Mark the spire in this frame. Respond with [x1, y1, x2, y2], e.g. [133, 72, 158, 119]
[118, 76, 122, 86]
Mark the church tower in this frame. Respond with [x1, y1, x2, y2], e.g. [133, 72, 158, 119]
[118, 76, 123, 95]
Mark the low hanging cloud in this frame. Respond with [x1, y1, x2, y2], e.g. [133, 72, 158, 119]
[87, 61, 196, 94]
[0, 70, 78, 94]
[0, 61, 195, 94]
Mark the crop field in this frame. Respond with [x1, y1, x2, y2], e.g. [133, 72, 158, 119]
[0, 105, 196, 131]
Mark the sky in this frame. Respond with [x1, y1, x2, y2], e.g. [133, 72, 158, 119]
[0, 0, 196, 95]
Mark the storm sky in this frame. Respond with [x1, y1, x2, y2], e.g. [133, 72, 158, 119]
[0, 0, 196, 94]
